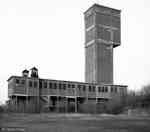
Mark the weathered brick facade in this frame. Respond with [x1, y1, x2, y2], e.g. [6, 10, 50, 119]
[7, 76, 127, 112]
[85, 4, 121, 84]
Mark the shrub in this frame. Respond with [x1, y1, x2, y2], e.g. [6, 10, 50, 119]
[105, 97, 125, 114]
[78, 101, 97, 113]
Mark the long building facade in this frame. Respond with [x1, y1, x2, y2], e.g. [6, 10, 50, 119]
[7, 4, 127, 113]
[7, 68, 127, 112]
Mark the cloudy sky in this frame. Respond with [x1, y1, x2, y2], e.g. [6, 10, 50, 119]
[0, 0, 150, 103]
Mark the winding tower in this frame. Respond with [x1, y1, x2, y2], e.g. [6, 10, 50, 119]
[84, 4, 121, 84]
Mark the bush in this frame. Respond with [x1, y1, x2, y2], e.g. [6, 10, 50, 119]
[78, 101, 97, 113]
[105, 98, 125, 114]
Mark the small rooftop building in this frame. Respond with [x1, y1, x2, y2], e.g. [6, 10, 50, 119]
[22, 69, 29, 77]
[30, 67, 38, 78]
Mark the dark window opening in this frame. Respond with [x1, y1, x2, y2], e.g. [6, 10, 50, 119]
[89, 86, 92, 92]
[63, 84, 66, 90]
[115, 87, 117, 93]
[49, 83, 52, 88]
[102, 87, 105, 92]
[83, 85, 86, 91]
[111, 87, 113, 92]
[78, 85, 81, 90]
[98, 87, 101, 92]
[21, 80, 25, 85]
[39, 81, 42, 88]
[68, 84, 71, 88]
[92, 86, 95, 92]
[29, 81, 32, 87]
[105, 87, 108, 92]
[59, 83, 62, 89]
[72, 84, 75, 88]
[15, 79, 20, 84]
[54, 83, 57, 89]
[44, 82, 47, 88]
[98, 87, 100, 92]
[34, 81, 37, 88]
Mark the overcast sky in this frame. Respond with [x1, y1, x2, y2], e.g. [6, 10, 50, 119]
[0, 0, 150, 103]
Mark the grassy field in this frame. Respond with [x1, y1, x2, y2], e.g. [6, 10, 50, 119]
[0, 113, 150, 132]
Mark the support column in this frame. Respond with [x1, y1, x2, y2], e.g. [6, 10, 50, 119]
[47, 96, 49, 107]
[96, 97, 98, 114]
[23, 99, 25, 113]
[86, 85, 89, 103]
[57, 96, 59, 113]
[16, 96, 18, 112]
[47, 96, 50, 112]
[75, 97, 77, 113]
[37, 95, 40, 113]
[86, 85, 89, 114]
[26, 96, 28, 112]
[65, 97, 68, 113]
[74, 84, 77, 113]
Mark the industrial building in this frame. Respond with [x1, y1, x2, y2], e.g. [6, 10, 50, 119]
[7, 4, 127, 113]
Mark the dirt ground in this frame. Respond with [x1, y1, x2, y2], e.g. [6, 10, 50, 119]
[0, 113, 150, 132]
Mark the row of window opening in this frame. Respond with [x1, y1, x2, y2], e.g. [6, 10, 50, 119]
[15, 79, 117, 93]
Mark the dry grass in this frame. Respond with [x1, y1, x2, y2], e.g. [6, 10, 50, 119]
[0, 113, 150, 132]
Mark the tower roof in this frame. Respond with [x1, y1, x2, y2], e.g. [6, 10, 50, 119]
[30, 67, 38, 71]
[22, 69, 29, 73]
[84, 3, 121, 15]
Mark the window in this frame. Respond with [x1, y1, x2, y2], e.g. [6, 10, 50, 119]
[78, 85, 81, 90]
[34, 81, 37, 88]
[115, 87, 117, 93]
[102, 86, 105, 92]
[44, 82, 47, 88]
[98, 86, 107, 92]
[39, 81, 42, 88]
[71, 84, 75, 88]
[59, 83, 62, 89]
[105, 87, 108, 92]
[21, 80, 25, 85]
[29, 81, 32, 87]
[111, 86, 117, 93]
[49, 83, 52, 88]
[111, 87, 113, 92]
[68, 84, 71, 88]
[83, 85, 86, 91]
[15, 79, 20, 84]
[92, 86, 95, 92]
[89, 85, 92, 92]
[63, 84, 66, 90]
[98, 87, 101, 92]
[54, 83, 57, 89]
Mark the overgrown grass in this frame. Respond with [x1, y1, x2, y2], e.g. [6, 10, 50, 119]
[0, 113, 150, 132]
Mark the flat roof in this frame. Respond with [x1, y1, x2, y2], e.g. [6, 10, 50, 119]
[7, 75, 127, 87]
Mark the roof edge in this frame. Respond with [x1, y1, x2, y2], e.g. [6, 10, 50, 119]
[84, 3, 121, 15]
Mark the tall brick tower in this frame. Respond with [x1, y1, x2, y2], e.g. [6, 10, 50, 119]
[84, 4, 121, 84]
